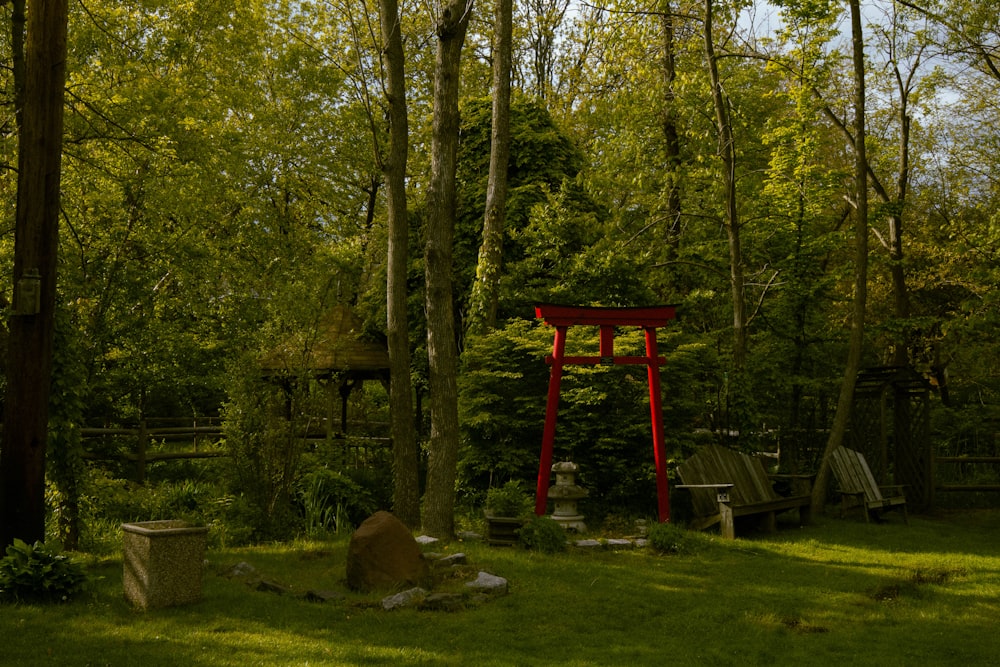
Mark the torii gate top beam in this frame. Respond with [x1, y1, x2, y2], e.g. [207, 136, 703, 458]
[535, 303, 677, 328]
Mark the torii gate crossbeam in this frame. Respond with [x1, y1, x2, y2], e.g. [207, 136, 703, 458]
[533, 304, 678, 523]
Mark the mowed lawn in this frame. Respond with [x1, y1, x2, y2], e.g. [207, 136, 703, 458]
[3, 509, 999, 666]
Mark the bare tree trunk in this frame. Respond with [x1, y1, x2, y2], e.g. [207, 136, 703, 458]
[525, 0, 569, 102]
[704, 0, 746, 372]
[811, 0, 869, 514]
[1, 0, 70, 548]
[467, 0, 512, 336]
[378, 0, 421, 529]
[422, 0, 473, 538]
[885, 41, 914, 367]
[660, 0, 682, 252]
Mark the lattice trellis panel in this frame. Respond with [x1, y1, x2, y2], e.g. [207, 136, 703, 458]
[894, 387, 932, 510]
[850, 366, 932, 511]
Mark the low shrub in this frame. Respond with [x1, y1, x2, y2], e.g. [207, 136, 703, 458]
[485, 481, 531, 518]
[0, 539, 87, 603]
[647, 521, 694, 555]
[519, 516, 567, 553]
[297, 468, 377, 538]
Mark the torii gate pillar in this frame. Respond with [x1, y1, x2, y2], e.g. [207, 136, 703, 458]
[534, 304, 677, 523]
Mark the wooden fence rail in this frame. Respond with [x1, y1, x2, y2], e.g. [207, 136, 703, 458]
[934, 455, 1000, 493]
[79, 420, 390, 483]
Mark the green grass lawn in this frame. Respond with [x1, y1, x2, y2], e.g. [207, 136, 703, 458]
[3, 510, 1000, 666]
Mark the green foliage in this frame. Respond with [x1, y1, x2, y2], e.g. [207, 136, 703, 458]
[222, 369, 313, 542]
[1, 0, 997, 548]
[461, 319, 678, 516]
[647, 521, 695, 555]
[459, 319, 551, 489]
[518, 516, 567, 553]
[298, 468, 377, 537]
[485, 481, 531, 518]
[48, 311, 89, 550]
[0, 540, 87, 603]
[500, 184, 655, 312]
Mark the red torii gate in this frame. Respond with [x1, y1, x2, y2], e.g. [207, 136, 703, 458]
[533, 304, 678, 523]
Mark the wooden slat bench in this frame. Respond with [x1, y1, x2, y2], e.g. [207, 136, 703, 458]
[829, 446, 908, 524]
[676, 444, 812, 539]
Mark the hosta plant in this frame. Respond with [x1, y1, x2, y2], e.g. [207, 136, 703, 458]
[0, 539, 86, 603]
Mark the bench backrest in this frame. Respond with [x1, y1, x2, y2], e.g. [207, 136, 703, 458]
[830, 446, 884, 503]
[677, 444, 779, 517]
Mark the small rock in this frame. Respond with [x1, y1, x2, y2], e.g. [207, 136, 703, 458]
[304, 589, 344, 603]
[381, 587, 427, 611]
[466, 571, 508, 595]
[220, 561, 257, 579]
[573, 539, 602, 548]
[456, 530, 482, 541]
[255, 579, 293, 595]
[605, 539, 634, 549]
[415, 535, 440, 546]
[421, 592, 467, 611]
[436, 553, 467, 567]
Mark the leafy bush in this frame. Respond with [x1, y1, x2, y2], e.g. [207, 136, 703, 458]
[485, 481, 531, 518]
[222, 368, 316, 542]
[298, 468, 377, 537]
[647, 521, 694, 555]
[518, 516, 567, 553]
[0, 540, 87, 603]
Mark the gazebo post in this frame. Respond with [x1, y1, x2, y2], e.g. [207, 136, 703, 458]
[535, 325, 567, 516]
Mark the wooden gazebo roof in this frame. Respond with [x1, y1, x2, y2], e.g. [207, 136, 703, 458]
[261, 304, 389, 380]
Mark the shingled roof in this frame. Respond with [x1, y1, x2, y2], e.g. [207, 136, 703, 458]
[261, 304, 389, 379]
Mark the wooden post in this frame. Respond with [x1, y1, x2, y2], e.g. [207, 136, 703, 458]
[136, 420, 149, 485]
[0, 0, 70, 548]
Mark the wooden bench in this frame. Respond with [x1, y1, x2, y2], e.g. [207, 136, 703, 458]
[676, 444, 812, 539]
[829, 446, 908, 524]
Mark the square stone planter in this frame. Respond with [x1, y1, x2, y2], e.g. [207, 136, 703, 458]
[123, 520, 208, 610]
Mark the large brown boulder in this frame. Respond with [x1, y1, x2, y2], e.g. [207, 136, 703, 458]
[346, 511, 430, 592]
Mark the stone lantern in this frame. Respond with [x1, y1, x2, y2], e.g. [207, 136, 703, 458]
[548, 461, 587, 532]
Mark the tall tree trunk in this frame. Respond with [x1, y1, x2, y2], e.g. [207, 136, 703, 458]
[704, 0, 750, 442]
[379, 0, 421, 528]
[10, 0, 25, 125]
[704, 0, 746, 372]
[811, 0, 869, 514]
[467, 0, 512, 335]
[422, 0, 473, 538]
[660, 0, 682, 252]
[886, 51, 913, 367]
[1, 0, 70, 548]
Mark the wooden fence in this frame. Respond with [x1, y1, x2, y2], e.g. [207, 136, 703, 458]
[933, 456, 1000, 493]
[81, 419, 391, 483]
